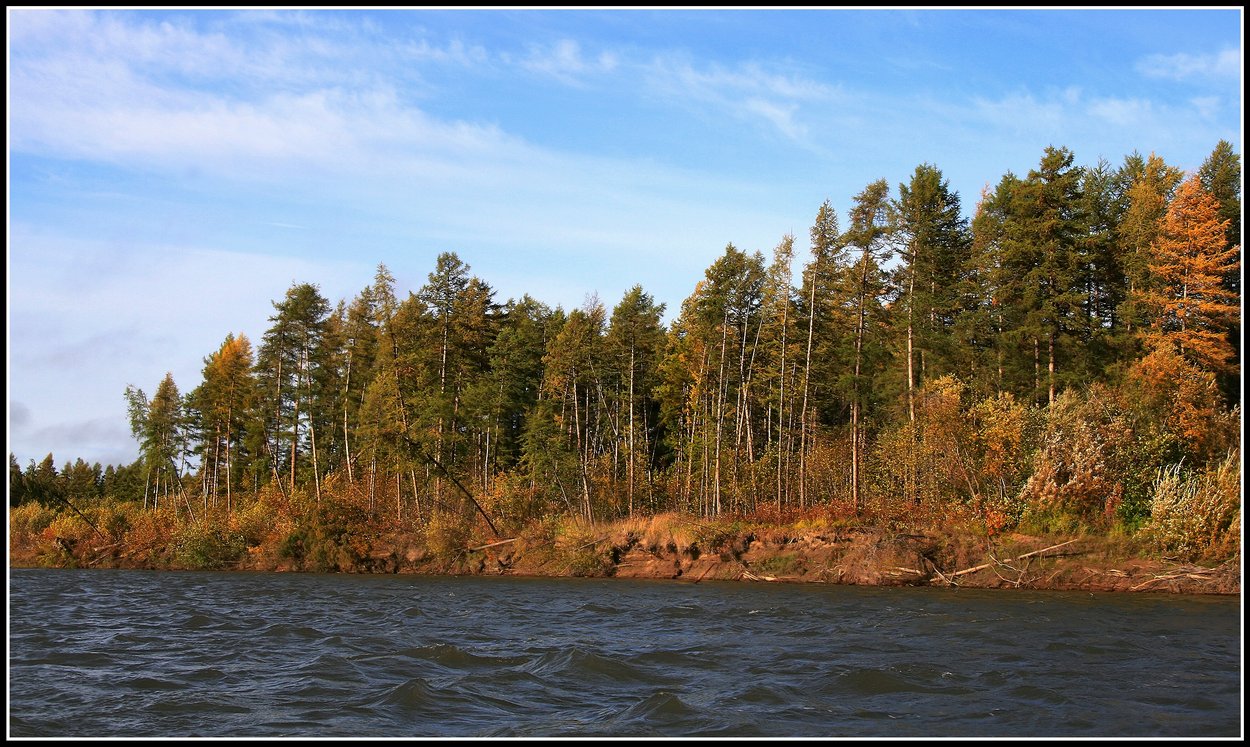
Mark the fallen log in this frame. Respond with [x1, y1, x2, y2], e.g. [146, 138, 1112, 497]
[1129, 566, 1215, 591]
[949, 538, 1082, 579]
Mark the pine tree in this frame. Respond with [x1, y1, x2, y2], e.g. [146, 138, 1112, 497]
[604, 285, 667, 516]
[1198, 140, 1242, 404]
[255, 282, 331, 499]
[962, 175, 1022, 398]
[891, 163, 971, 421]
[797, 201, 847, 507]
[125, 373, 188, 510]
[1115, 153, 1184, 339]
[758, 234, 800, 509]
[1003, 147, 1087, 405]
[841, 179, 895, 511]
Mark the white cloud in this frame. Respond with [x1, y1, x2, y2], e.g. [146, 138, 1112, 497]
[7, 227, 377, 468]
[1087, 96, 1153, 127]
[399, 36, 489, 66]
[1189, 96, 1222, 119]
[1136, 47, 1242, 81]
[969, 91, 1066, 134]
[743, 98, 806, 142]
[643, 55, 838, 146]
[518, 38, 618, 86]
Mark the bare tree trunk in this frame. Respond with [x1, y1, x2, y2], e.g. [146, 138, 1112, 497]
[799, 277, 816, 509]
[776, 298, 788, 511]
[852, 249, 871, 513]
[1033, 336, 1041, 405]
[906, 260, 917, 423]
[628, 346, 635, 516]
[1048, 329, 1056, 405]
[714, 306, 730, 516]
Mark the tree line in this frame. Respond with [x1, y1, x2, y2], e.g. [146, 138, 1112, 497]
[10, 142, 1241, 541]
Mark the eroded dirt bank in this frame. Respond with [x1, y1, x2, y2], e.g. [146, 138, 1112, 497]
[12, 517, 1239, 595]
[252, 526, 1241, 595]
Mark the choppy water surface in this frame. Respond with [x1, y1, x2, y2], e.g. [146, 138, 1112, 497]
[8, 568, 1241, 737]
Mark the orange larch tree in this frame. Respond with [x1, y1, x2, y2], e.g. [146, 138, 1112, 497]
[1138, 174, 1241, 375]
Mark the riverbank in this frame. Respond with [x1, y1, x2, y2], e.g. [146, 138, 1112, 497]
[12, 510, 1239, 595]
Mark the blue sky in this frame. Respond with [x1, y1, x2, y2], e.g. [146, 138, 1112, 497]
[7, 8, 1243, 469]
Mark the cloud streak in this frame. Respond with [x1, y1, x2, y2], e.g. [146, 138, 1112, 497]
[1136, 47, 1241, 81]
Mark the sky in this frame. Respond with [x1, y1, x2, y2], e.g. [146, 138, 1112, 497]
[7, 8, 1243, 470]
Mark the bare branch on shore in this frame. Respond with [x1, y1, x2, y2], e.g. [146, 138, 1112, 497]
[945, 538, 1082, 583]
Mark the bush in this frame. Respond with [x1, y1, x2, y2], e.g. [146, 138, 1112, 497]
[555, 519, 614, 577]
[691, 519, 748, 558]
[424, 510, 473, 560]
[752, 552, 803, 576]
[174, 520, 247, 570]
[9, 502, 58, 542]
[1143, 450, 1240, 562]
[1018, 385, 1167, 530]
[233, 495, 279, 547]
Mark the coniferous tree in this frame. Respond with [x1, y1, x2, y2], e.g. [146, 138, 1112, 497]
[962, 175, 1023, 398]
[1115, 153, 1185, 343]
[1138, 175, 1240, 376]
[758, 234, 800, 509]
[1198, 140, 1242, 404]
[841, 179, 895, 511]
[604, 285, 667, 516]
[255, 283, 331, 498]
[191, 333, 256, 512]
[797, 202, 847, 507]
[125, 373, 188, 510]
[9, 453, 27, 507]
[1002, 147, 1087, 405]
[891, 163, 971, 421]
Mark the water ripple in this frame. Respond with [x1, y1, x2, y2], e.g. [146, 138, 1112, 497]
[8, 569, 1241, 738]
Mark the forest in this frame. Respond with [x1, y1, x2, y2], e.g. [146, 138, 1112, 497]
[9, 142, 1242, 576]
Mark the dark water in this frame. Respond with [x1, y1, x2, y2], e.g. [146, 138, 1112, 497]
[7, 568, 1242, 738]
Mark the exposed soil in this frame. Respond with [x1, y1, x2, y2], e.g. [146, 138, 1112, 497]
[14, 524, 1239, 595]
[258, 527, 1239, 595]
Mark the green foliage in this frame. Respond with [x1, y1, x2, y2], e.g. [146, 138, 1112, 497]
[691, 519, 749, 558]
[280, 499, 374, 572]
[752, 552, 803, 576]
[174, 521, 247, 570]
[1020, 385, 1143, 527]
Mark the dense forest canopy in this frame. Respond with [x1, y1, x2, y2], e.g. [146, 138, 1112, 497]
[10, 142, 1242, 563]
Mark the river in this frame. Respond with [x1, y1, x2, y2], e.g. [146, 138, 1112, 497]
[7, 568, 1242, 737]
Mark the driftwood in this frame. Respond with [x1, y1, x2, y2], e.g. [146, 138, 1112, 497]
[1129, 565, 1216, 591]
[572, 536, 609, 552]
[467, 537, 519, 552]
[925, 557, 953, 585]
[690, 561, 719, 583]
[888, 566, 924, 576]
[741, 570, 777, 582]
[945, 538, 1082, 582]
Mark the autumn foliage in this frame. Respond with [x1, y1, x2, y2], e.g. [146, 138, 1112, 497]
[10, 142, 1243, 569]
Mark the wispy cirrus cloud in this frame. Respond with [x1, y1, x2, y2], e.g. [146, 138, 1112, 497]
[642, 55, 840, 147]
[951, 85, 1234, 171]
[1136, 47, 1241, 81]
[515, 38, 619, 86]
